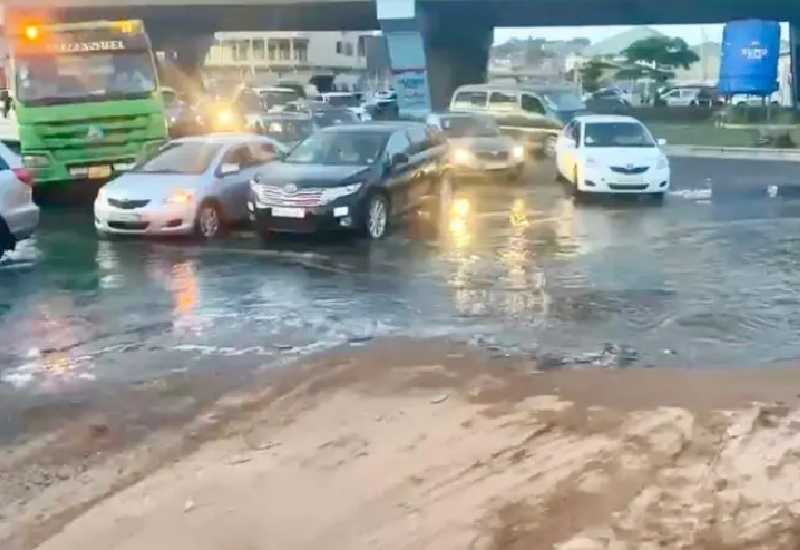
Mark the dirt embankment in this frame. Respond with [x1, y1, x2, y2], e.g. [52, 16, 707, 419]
[6, 339, 800, 550]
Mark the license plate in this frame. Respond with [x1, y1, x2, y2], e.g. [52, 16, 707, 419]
[484, 162, 508, 171]
[272, 207, 305, 219]
[88, 165, 112, 179]
[110, 212, 141, 222]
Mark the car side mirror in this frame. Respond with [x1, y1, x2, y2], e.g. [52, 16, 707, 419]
[220, 162, 240, 176]
[657, 138, 667, 146]
[392, 152, 409, 166]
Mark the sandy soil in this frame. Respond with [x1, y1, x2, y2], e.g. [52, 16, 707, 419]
[5, 339, 800, 550]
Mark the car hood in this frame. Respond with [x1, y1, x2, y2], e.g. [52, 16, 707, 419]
[255, 163, 372, 188]
[583, 148, 664, 166]
[448, 136, 515, 153]
[103, 173, 203, 202]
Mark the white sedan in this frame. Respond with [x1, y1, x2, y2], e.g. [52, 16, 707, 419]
[95, 134, 284, 239]
[555, 115, 670, 199]
[0, 141, 39, 258]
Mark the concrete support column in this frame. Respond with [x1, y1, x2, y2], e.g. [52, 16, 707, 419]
[377, 0, 493, 117]
[791, 21, 800, 109]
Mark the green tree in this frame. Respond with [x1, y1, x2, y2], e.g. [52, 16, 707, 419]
[622, 36, 699, 71]
[580, 60, 617, 92]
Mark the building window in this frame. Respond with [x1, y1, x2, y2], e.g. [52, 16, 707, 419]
[345, 42, 354, 56]
[233, 40, 250, 62]
[278, 40, 291, 61]
[268, 42, 277, 61]
[294, 41, 308, 63]
[336, 41, 343, 54]
[357, 36, 366, 57]
[253, 40, 266, 61]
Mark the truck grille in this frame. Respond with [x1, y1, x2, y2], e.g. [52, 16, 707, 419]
[255, 185, 322, 208]
[35, 114, 152, 151]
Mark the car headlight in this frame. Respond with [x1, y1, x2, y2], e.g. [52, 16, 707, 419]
[23, 154, 49, 169]
[96, 186, 107, 202]
[216, 109, 235, 125]
[512, 145, 525, 161]
[269, 122, 283, 133]
[452, 197, 470, 218]
[164, 189, 194, 205]
[452, 148, 473, 165]
[320, 182, 363, 205]
[656, 156, 669, 170]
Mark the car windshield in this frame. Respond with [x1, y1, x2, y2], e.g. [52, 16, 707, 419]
[542, 90, 586, 111]
[326, 95, 360, 108]
[134, 141, 222, 174]
[262, 90, 300, 108]
[285, 131, 388, 165]
[584, 122, 655, 148]
[16, 52, 156, 105]
[264, 119, 314, 143]
[313, 109, 358, 127]
[439, 116, 499, 138]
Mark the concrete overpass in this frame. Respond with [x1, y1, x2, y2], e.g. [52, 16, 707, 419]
[4, 0, 800, 112]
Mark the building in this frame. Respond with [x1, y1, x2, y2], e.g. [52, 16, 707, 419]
[204, 31, 376, 91]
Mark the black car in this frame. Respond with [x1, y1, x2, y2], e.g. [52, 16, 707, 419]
[253, 112, 316, 147]
[283, 101, 360, 128]
[249, 122, 448, 240]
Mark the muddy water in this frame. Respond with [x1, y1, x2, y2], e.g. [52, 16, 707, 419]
[1, 158, 799, 404]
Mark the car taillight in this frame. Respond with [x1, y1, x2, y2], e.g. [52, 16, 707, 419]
[13, 168, 34, 187]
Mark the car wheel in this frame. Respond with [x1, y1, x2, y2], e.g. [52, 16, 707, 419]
[364, 193, 389, 240]
[196, 201, 225, 240]
[0, 217, 15, 257]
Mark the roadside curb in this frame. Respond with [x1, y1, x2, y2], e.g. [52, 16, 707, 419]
[665, 145, 800, 162]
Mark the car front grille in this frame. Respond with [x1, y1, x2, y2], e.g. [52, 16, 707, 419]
[475, 151, 509, 162]
[108, 221, 150, 231]
[609, 184, 649, 191]
[255, 185, 322, 208]
[108, 198, 150, 210]
[610, 166, 649, 174]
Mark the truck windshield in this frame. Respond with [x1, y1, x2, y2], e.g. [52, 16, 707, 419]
[16, 51, 157, 105]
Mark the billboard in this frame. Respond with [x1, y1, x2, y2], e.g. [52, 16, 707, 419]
[719, 19, 780, 95]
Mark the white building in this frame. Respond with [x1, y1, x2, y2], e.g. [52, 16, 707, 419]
[205, 31, 375, 91]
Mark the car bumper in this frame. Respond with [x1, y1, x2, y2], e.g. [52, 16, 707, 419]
[451, 162, 523, 181]
[5, 204, 40, 240]
[578, 168, 671, 194]
[94, 201, 196, 236]
[250, 199, 361, 234]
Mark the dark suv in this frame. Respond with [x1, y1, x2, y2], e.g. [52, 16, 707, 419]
[249, 122, 448, 240]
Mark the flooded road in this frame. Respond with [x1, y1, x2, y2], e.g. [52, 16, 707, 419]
[1, 157, 799, 439]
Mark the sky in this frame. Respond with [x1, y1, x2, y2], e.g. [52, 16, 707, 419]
[494, 23, 789, 46]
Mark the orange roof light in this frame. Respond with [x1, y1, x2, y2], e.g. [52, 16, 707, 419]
[24, 25, 40, 41]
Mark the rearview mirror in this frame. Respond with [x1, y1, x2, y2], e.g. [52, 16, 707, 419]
[657, 138, 667, 146]
[220, 162, 240, 176]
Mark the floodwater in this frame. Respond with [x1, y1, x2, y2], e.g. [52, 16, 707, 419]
[1, 157, 800, 433]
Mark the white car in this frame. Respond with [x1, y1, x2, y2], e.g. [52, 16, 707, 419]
[95, 134, 285, 239]
[661, 88, 701, 107]
[0, 141, 39, 257]
[555, 115, 670, 198]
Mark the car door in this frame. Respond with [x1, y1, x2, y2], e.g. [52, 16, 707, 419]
[664, 90, 681, 106]
[381, 130, 415, 217]
[215, 145, 257, 223]
[405, 125, 437, 206]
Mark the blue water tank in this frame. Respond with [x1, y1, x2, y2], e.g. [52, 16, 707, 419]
[719, 20, 780, 95]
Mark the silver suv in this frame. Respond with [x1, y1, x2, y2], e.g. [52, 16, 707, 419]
[0, 141, 39, 258]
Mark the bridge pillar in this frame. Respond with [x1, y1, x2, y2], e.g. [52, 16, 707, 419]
[377, 0, 493, 118]
[792, 21, 800, 109]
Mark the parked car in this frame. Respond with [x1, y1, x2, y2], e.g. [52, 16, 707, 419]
[585, 89, 632, 115]
[661, 87, 701, 107]
[730, 93, 781, 108]
[95, 134, 286, 239]
[249, 121, 448, 240]
[427, 112, 524, 181]
[0, 141, 38, 257]
[555, 115, 670, 199]
[449, 83, 586, 158]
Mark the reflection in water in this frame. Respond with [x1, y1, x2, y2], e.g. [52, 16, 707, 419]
[170, 261, 199, 318]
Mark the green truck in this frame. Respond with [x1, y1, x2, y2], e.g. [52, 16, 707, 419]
[9, 20, 167, 188]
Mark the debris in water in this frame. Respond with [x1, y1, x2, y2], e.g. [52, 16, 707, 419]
[430, 394, 449, 404]
[348, 336, 373, 345]
[184, 499, 195, 513]
[227, 455, 253, 466]
[768, 185, 779, 198]
[663, 348, 678, 355]
[275, 344, 294, 351]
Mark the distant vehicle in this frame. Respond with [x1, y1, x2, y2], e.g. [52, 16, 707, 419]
[0, 141, 38, 257]
[555, 115, 670, 199]
[251, 112, 316, 147]
[276, 81, 308, 99]
[586, 89, 631, 115]
[661, 87, 701, 107]
[427, 112, 524, 182]
[730, 92, 781, 108]
[281, 101, 360, 128]
[320, 92, 371, 121]
[449, 83, 586, 158]
[9, 19, 167, 189]
[163, 87, 204, 137]
[95, 134, 285, 239]
[249, 121, 448, 240]
[255, 87, 301, 112]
